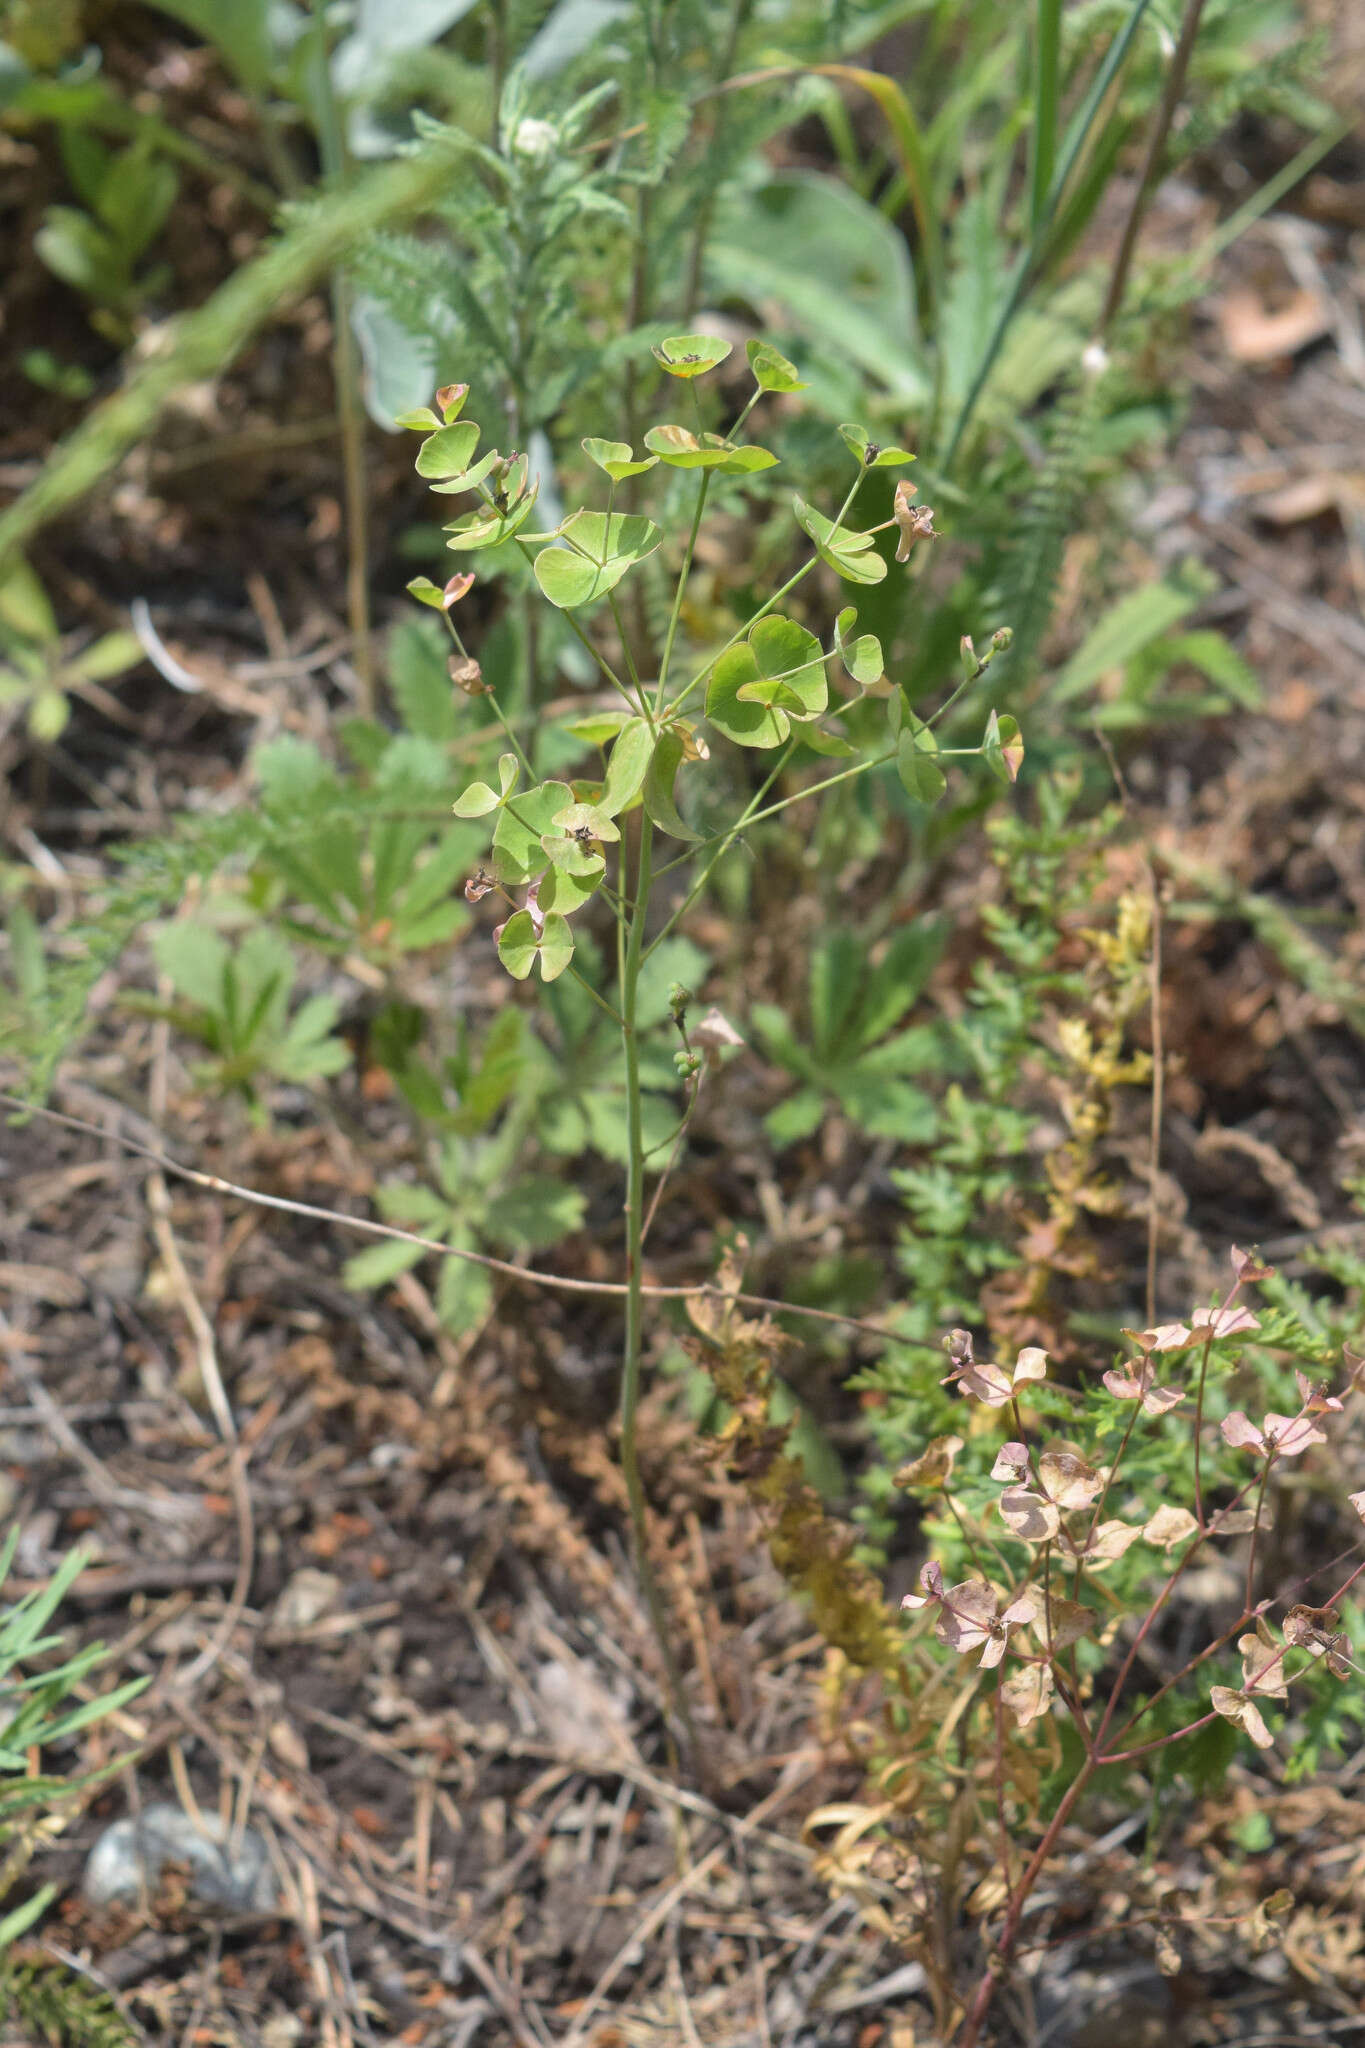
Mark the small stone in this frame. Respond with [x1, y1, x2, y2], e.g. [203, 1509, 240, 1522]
[271, 1567, 341, 1633]
[84, 1802, 277, 1913]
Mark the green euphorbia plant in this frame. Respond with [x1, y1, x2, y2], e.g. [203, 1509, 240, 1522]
[400, 335, 1019, 1711]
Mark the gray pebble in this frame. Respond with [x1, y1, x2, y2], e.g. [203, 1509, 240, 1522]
[84, 1802, 278, 1913]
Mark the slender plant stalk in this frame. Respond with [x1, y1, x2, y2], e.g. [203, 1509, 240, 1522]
[940, 0, 1155, 473]
[310, 0, 375, 716]
[1098, 0, 1210, 335]
[1029, 0, 1063, 230]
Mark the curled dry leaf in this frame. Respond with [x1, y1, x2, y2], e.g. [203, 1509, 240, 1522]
[1349, 1489, 1365, 1523]
[1294, 1370, 1343, 1416]
[1210, 1684, 1275, 1750]
[1283, 1604, 1352, 1679]
[1000, 1662, 1054, 1728]
[1238, 1618, 1288, 1701]
[1103, 1361, 1183, 1415]
[905, 1572, 1038, 1668]
[990, 1441, 1030, 1484]
[1192, 1304, 1260, 1340]
[944, 1344, 1048, 1409]
[690, 1005, 744, 1058]
[1124, 1322, 1197, 1354]
[1208, 1504, 1259, 1536]
[1038, 1449, 1102, 1510]
[892, 479, 937, 561]
[999, 1488, 1060, 1543]
[895, 1435, 964, 1492]
[1044, 1597, 1094, 1651]
[1230, 1245, 1274, 1284]
[1059, 1518, 1142, 1566]
[1222, 1410, 1327, 1458]
[1144, 1504, 1198, 1550]
[449, 653, 489, 695]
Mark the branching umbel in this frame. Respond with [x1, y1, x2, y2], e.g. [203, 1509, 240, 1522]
[402, 333, 1021, 1736]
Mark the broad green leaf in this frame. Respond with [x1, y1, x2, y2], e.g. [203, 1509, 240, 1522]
[838, 423, 914, 467]
[706, 614, 827, 749]
[416, 420, 480, 479]
[643, 726, 699, 841]
[405, 576, 446, 608]
[896, 727, 946, 805]
[652, 332, 731, 377]
[0, 557, 57, 646]
[746, 338, 805, 392]
[453, 782, 499, 817]
[532, 508, 662, 610]
[582, 436, 658, 481]
[394, 407, 441, 432]
[484, 1174, 587, 1251]
[491, 780, 573, 882]
[793, 724, 855, 757]
[497, 909, 574, 981]
[28, 688, 69, 740]
[566, 711, 631, 746]
[643, 424, 776, 473]
[551, 799, 619, 842]
[445, 493, 538, 551]
[426, 449, 503, 495]
[793, 495, 886, 585]
[600, 718, 653, 816]
[152, 922, 228, 1012]
[833, 610, 884, 685]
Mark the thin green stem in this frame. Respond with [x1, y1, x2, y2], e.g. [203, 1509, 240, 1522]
[1029, 0, 1063, 232]
[940, 0, 1155, 474]
[309, 0, 374, 716]
[656, 475, 711, 714]
[664, 466, 866, 721]
[618, 814, 695, 1738]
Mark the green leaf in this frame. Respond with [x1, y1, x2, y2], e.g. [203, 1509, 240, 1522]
[344, 1237, 427, 1290]
[532, 508, 662, 610]
[600, 718, 653, 816]
[498, 909, 574, 981]
[28, 687, 68, 741]
[644, 425, 776, 473]
[551, 799, 619, 842]
[746, 338, 805, 392]
[492, 780, 573, 882]
[642, 726, 699, 841]
[388, 617, 455, 742]
[405, 576, 446, 608]
[837, 424, 913, 468]
[71, 629, 142, 682]
[896, 727, 946, 805]
[982, 710, 1024, 783]
[415, 420, 480, 478]
[582, 436, 658, 481]
[1053, 572, 1207, 705]
[484, 1174, 587, 1251]
[394, 407, 441, 432]
[707, 175, 927, 402]
[652, 332, 732, 377]
[706, 614, 827, 749]
[445, 496, 538, 551]
[833, 610, 884, 685]
[453, 781, 500, 817]
[566, 711, 631, 746]
[151, 922, 228, 1012]
[793, 723, 855, 757]
[793, 496, 886, 584]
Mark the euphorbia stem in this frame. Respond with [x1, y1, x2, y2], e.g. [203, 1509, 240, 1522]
[619, 813, 693, 1738]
